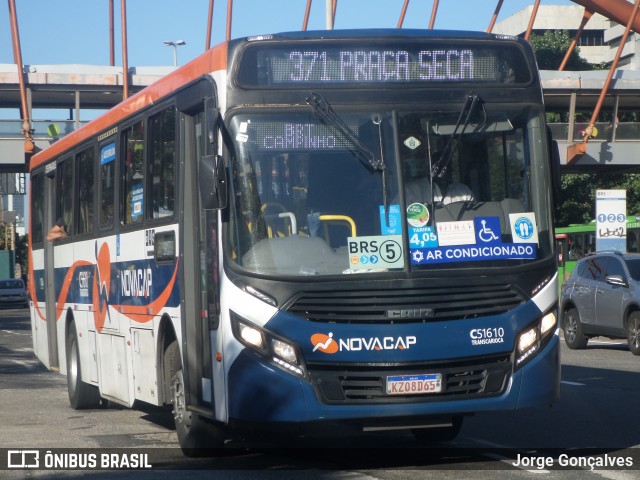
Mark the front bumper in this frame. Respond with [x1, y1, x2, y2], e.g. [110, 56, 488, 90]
[226, 333, 560, 429]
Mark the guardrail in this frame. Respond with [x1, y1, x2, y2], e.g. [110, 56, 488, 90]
[548, 121, 640, 143]
[2, 120, 639, 145]
[0, 119, 89, 139]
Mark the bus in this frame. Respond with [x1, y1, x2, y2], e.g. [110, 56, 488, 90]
[29, 29, 560, 453]
[556, 215, 640, 281]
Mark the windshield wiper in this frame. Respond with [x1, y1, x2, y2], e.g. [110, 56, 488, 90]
[373, 113, 391, 226]
[431, 95, 483, 178]
[306, 92, 385, 172]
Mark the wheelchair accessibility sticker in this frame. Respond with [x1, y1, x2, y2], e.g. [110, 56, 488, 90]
[474, 216, 501, 245]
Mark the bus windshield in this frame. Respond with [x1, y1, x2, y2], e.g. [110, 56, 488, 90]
[227, 105, 552, 276]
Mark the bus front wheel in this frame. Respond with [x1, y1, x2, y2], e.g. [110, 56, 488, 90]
[166, 341, 224, 456]
[66, 322, 101, 409]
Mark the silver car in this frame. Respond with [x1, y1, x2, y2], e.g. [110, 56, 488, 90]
[560, 251, 640, 355]
[0, 278, 29, 309]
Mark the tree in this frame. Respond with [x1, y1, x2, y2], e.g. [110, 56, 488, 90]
[15, 234, 28, 276]
[527, 31, 640, 226]
[556, 173, 640, 226]
[528, 30, 594, 70]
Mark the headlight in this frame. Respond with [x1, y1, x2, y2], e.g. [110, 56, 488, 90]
[540, 311, 557, 336]
[518, 328, 538, 354]
[231, 311, 305, 378]
[237, 322, 266, 351]
[272, 338, 298, 365]
[515, 309, 557, 368]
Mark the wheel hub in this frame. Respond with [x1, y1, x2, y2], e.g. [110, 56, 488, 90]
[172, 371, 192, 429]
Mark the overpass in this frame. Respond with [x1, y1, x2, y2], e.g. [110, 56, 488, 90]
[0, 64, 173, 173]
[543, 68, 640, 174]
[1, 64, 639, 175]
[3, 0, 640, 176]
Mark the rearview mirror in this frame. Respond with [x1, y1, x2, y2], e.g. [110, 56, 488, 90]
[199, 155, 227, 210]
[605, 274, 627, 287]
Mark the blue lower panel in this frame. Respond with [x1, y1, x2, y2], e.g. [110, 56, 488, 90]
[227, 350, 310, 422]
[227, 335, 560, 425]
[517, 335, 561, 409]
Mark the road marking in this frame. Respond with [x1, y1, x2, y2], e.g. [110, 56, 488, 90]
[561, 380, 586, 386]
[559, 335, 625, 346]
[591, 470, 640, 480]
[466, 438, 551, 473]
[3, 358, 43, 372]
[483, 453, 549, 474]
[463, 437, 510, 449]
[1, 329, 22, 335]
[589, 340, 626, 345]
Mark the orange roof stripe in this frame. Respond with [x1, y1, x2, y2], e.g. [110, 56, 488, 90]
[30, 42, 228, 171]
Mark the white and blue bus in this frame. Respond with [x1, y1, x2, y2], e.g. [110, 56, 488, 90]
[29, 29, 560, 453]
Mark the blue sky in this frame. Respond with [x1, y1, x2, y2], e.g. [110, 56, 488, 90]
[0, 0, 574, 67]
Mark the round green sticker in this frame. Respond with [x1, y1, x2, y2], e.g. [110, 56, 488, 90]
[407, 202, 430, 227]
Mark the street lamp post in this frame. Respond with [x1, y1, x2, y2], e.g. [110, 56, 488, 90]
[164, 40, 186, 66]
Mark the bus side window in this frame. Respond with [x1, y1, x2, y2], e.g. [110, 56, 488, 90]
[149, 107, 176, 219]
[99, 142, 116, 231]
[628, 231, 638, 253]
[77, 147, 95, 235]
[122, 121, 145, 225]
[568, 233, 586, 260]
[31, 173, 45, 245]
[57, 159, 74, 236]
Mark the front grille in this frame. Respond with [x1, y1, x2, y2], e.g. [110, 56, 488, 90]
[308, 355, 512, 405]
[285, 284, 525, 323]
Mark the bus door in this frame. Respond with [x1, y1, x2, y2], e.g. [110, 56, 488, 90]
[556, 234, 568, 284]
[177, 81, 220, 419]
[43, 167, 60, 370]
[95, 139, 127, 401]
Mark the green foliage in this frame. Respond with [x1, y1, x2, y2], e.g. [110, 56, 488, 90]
[15, 234, 28, 274]
[556, 174, 640, 226]
[528, 30, 592, 70]
[527, 30, 635, 227]
[546, 112, 562, 123]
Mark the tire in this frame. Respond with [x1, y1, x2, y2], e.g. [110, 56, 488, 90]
[66, 322, 101, 409]
[563, 308, 588, 350]
[627, 312, 640, 356]
[411, 416, 463, 444]
[166, 341, 224, 456]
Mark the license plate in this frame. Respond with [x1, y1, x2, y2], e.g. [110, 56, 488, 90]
[386, 373, 442, 395]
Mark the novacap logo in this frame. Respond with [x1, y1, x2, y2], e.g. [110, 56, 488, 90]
[310, 332, 339, 354]
[310, 332, 417, 354]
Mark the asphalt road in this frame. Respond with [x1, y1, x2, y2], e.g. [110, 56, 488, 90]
[1, 307, 639, 479]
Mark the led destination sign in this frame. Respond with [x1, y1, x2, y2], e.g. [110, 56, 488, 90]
[247, 121, 359, 151]
[239, 41, 530, 86]
[275, 49, 483, 83]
